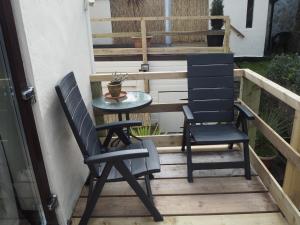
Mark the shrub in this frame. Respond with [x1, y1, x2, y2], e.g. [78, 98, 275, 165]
[210, 0, 224, 30]
[255, 108, 291, 157]
[266, 54, 300, 94]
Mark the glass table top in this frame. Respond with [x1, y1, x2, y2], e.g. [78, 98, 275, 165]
[92, 91, 152, 113]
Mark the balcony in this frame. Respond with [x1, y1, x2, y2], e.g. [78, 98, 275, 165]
[71, 68, 300, 225]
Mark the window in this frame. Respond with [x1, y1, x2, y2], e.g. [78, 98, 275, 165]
[246, 0, 254, 28]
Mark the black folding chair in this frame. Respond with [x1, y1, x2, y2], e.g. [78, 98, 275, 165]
[55, 72, 163, 225]
[181, 53, 254, 182]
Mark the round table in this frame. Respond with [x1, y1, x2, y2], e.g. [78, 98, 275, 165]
[92, 91, 152, 121]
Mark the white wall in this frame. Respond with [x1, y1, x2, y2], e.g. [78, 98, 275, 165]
[209, 0, 269, 57]
[11, 0, 94, 224]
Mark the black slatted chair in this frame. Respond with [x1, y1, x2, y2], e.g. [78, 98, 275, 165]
[55, 72, 163, 225]
[181, 53, 254, 182]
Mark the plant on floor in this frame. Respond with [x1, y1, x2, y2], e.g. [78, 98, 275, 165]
[210, 0, 224, 30]
[130, 123, 161, 136]
[107, 72, 128, 97]
[255, 108, 291, 167]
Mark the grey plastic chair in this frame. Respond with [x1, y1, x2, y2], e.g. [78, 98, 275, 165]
[181, 54, 254, 182]
[55, 72, 163, 225]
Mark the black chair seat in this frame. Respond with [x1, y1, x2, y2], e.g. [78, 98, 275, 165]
[190, 124, 249, 145]
[98, 139, 160, 182]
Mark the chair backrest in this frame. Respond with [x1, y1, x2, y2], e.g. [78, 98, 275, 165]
[55, 72, 103, 165]
[187, 53, 234, 123]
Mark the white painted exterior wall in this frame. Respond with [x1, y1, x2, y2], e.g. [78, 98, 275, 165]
[213, 0, 269, 57]
[91, 0, 269, 57]
[11, 0, 94, 224]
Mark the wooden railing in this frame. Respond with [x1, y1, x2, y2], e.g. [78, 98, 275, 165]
[90, 69, 300, 225]
[91, 16, 231, 64]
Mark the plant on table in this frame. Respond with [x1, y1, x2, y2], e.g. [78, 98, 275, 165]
[107, 72, 128, 97]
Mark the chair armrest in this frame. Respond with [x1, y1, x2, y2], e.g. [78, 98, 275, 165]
[234, 103, 255, 120]
[84, 148, 149, 164]
[95, 120, 142, 131]
[182, 105, 195, 122]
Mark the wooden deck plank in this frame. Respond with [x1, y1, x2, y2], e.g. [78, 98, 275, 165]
[72, 213, 288, 225]
[157, 165, 256, 179]
[73, 193, 279, 217]
[81, 176, 267, 197]
[159, 151, 243, 165]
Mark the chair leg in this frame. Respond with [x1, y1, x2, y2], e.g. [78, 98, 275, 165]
[144, 175, 154, 204]
[181, 120, 187, 152]
[115, 161, 163, 222]
[186, 127, 193, 183]
[243, 141, 251, 180]
[79, 163, 113, 225]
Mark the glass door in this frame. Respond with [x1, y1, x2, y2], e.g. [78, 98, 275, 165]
[0, 27, 45, 225]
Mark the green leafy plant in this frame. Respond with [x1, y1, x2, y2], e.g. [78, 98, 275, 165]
[130, 123, 161, 136]
[266, 54, 300, 94]
[210, 0, 224, 30]
[255, 108, 291, 157]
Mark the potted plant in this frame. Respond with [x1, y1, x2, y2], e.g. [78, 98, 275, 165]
[107, 72, 128, 97]
[207, 0, 225, 47]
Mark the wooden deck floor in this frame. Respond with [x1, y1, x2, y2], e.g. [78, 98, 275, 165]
[72, 150, 288, 225]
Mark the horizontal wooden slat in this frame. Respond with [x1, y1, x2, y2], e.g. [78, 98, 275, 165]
[189, 64, 233, 77]
[93, 47, 225, 56]
[189, 99, 233, 111]
[93, 30, 225, 39]
[193, 111, 233, 122]
[92, 32, 140, 38]
[187, 53, 233, 65]
[81, 176, 266, 197]
[93, 48, 142, 56]
[157, 165, 256, 179]
[148, 47, 224, 55]
[189, 88, 234, 100]
[73, 193, 278, 217]
[244, 69, 300, 110]
[159, 151, 243, 165]
[241, 101, 300, 171]
[90, 70, 244, 82]
[72, 213, 288, 225]
[188, 76, 234, 88]
[91, 16, 229, 22]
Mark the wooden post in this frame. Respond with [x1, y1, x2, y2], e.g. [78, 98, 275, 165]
[91, 82, 104, 126]
[223, 17, 231, 53]
[283, 110, 300, 209]
[141, 18, 150, 92]
[240, 76, 261, 147]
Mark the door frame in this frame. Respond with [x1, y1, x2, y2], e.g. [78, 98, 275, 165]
[0, 0, 59, 224]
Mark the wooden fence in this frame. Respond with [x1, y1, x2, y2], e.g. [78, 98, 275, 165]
[91, 16, 231, 64]
[90, 68, 300, 225]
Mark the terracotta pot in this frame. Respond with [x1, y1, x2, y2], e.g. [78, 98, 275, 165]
[259, 154, 278, 170]
[107, 82, 121, 97]
[132, 36, 152, 48]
